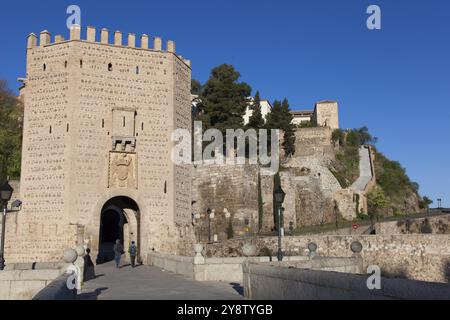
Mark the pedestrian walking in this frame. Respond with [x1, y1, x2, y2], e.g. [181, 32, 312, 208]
[113, 239, 124, 269]
[128, 241, 138, 268]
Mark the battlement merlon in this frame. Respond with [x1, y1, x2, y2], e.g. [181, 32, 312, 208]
[26, 26, 190, 68]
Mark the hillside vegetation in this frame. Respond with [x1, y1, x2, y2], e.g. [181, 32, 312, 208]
[330, 127, 375, 188]
[0, 81, 23, 182]
[331, 127, 426, 217]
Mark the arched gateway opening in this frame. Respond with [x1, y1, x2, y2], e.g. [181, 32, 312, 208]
[96, 196, 140, 264]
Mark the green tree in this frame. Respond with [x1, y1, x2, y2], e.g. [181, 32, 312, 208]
[332, 129, 345, 146]
[266, 98, 296, 157]
[0, 80, 23, 181]
[247, 91, 264, 130]
[272, 171, 281, 231]
[367, 185, 388, 217]
[265, 100, 283, 129]
[346, 126, 377, 147]
[191, 79, 202, 95]
[419, 196, 433, 210]
[281, 99, 296, 157]
[226, 218, 234, 239]
[197, 64, 251, 133]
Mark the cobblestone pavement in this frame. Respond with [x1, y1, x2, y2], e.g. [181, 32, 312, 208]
[79, 261, 245, 300]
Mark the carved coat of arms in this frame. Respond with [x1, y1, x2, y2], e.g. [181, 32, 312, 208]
[109, 152, 137, 189]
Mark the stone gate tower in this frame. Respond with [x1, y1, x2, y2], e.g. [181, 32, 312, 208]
[6, 25, 193, 263]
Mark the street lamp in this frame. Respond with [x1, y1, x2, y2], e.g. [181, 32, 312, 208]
[274, 185, 286, 261]
[437, 199, 442, 209]
[0, 181, 14, 270]
[207, 208, 212, 243]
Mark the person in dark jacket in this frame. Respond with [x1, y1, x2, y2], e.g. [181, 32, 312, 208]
[113, 239, 124, 269]
[83, 248, 96, 281]
[128, 241, 138, 268]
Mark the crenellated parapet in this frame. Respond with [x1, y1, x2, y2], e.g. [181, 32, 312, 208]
[26, 25, 191, 67]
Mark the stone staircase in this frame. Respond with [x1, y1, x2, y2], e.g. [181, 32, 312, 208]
[351, 146, 374, 192]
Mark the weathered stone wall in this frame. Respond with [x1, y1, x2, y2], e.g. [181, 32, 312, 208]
[190, 126, 361, 238]
[192, 164, 260, 241]
[280, 171, 336, 229]
[280, 127, 357, 227]
[206, 234, 450, 283]
[292, 127, 334, 159]
[376, 214, 450, 235]
[260, 175, 274, 232]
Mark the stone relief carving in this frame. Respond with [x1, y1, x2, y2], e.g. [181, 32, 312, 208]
[109, 151, 137, 189]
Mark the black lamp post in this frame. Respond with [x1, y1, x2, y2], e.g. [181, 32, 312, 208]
[0, 181, 14, 270]
[274, 185, 286, 261]
[207, 208, 212, 243]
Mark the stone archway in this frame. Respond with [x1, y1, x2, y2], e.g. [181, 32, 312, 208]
[92, 196, 140, 265]
[86, 189, 150, 265]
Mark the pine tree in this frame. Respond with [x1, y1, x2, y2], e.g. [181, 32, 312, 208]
[265, 100, 283, 130]
[247, 91, 264, 129]
[281, 99, 296, 157]
[197, 64, 251, 133]
[191, 79, 202, 95]
[266, 98, 296, 157]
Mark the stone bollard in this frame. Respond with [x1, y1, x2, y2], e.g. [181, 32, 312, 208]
[308, 242, 318, 260]
[63, 248, 82, 294]
[350, 241, 364, 273]
[193, 244, 205, 281]
[193, 244, 205, 264]
[74, 245, 85, 285]
[242, 243, 257, 259]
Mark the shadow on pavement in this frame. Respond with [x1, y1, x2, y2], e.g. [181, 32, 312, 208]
[77, 287, 108, 300]
[230, 283, 244, 296]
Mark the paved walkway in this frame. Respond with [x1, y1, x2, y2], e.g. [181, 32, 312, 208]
[79, 261, 245, 300]
[351, 146, 374, 192]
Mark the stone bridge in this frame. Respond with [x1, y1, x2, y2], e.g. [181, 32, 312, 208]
[79, 262, 244, 300]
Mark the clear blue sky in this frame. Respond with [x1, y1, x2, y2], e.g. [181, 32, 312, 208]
[0, 0, 449, 206]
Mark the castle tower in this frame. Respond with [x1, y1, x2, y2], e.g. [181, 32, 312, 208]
[7, 26, 193, 263]
[313, 101, 339, 130]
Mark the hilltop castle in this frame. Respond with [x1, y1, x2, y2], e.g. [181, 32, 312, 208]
[6, 25, 194, 263]
[244, 99, 339, 130]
